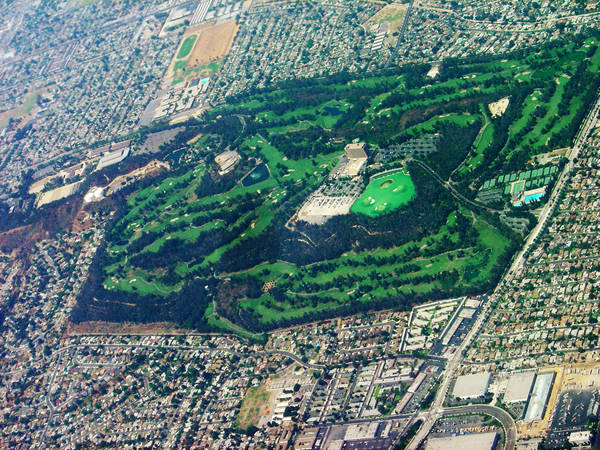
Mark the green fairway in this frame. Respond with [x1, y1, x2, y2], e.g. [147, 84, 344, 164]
[176, 35, 197, 59]
[79, 32, 600, 336]
[352, 169, 416, 217]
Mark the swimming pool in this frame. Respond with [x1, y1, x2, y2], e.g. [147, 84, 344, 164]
[525, 192, 543, 203]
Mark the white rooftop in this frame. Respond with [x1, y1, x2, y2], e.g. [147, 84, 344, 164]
[426, 432, 498, 450]
[504, 371, 536, 404]
[452, 372, 491, 399]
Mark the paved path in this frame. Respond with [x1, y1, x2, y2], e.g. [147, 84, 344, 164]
[411, 159, 503, 212]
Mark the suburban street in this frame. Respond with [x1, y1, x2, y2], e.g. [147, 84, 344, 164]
[407, 91, 600, 449]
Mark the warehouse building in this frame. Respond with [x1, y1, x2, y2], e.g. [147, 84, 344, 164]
[341, 142, 367, 176]
[96, 146, 130, 171]
[452, 372, 491, 399]
[504, 371, 536, 404]
[426, 432, 498, 450]
[524, 372, 555, 422]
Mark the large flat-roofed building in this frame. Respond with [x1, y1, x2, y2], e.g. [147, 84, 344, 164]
[96, 147, 130, 171]
[345, 142, 367, 159]
[341, 142, 367, 177]
[524, 372, 555, 422]
[426, 432, 498, 450]
[214, 150, 241, 175]
[504, 371, 536, 404]
[452, 372, 491, 399]
[294, 427, 319, 449]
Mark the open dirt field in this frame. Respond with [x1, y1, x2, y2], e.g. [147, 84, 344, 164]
[0, 89, 41, 129]
[188, 20, 238, 67]
[165, 20, 237, 83]
[236, 384, 271, 430]
[364, 3, 407, 34]
[106, 160, 169, 195]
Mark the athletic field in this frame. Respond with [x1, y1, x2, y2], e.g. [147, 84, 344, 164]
[351, 169, 416, 217]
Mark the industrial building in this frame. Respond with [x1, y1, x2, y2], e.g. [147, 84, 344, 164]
[524, 372, 555, 422]
[96, 146, 130, 171]
[425, 432, 498, 450]
[452, 372, 491, 399]
[504, 371, 536, 404]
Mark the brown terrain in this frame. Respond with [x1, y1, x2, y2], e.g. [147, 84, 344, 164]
[188, 20, 238, 67]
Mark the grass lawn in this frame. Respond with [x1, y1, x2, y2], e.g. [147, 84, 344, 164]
[236, 385, 270, 430]
[177, 35, 197, 59]
[469, 214, 511, 283]
[352, 169, 416, 217]
[173, 60, 187, 72]
[457, 106, 493, 176]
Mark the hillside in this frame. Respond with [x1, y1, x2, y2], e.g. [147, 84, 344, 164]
[74, 32, 600, 333]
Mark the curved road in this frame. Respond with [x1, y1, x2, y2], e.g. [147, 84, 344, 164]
[441, 405, 516, 450]
[411, 159, 503, 213]
[407, 89, 600, 450]
[51, 343, 324, 369]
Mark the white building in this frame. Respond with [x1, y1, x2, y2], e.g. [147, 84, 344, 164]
[568, 431, 592, 446]
[214, 150, 241, 175]
[504, 371, 536, 404]
[426, 432, 498, 450]
[452, 372, 491, 399]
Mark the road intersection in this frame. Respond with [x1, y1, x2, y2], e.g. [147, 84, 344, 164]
[406, 91, 600, 449]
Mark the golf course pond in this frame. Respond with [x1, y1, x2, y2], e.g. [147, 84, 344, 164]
[242, 163, 270, 187]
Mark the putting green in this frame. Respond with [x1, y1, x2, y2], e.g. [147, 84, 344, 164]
[352, 169, 416, 217]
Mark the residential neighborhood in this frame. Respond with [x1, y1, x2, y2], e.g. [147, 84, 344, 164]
[2, 0, 600, 448]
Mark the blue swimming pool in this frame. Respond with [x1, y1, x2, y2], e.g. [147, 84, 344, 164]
[525, 193, 543, 203]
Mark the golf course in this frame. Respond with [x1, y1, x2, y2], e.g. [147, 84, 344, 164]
[352, 169, 416, 217]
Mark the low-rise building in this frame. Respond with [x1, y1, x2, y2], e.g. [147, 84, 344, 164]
[452, 372, 491, 400]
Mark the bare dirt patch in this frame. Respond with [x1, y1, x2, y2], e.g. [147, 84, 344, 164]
[236, 384, 271, 430]
[187, 133, 204, 145]
[165, 20, 238, 84]
[488, 97, 510, 118]
[188, 20, 238, 67]
[364, 3, 407, 34]
[67, 321, 191, 335]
